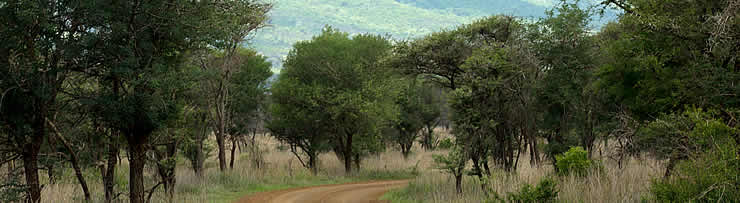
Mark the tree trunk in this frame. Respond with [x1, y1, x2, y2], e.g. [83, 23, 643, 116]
[401, 141, 412, 160]
[216, 130, 227, 171]
[343, 133, 353, 174]
[230, 137, 237, 169]
[421, 126, 435, 150]
[22, 145, 42, 203]
[354, 153, 361, 171]
[482, 159, 491, 176]
[193, 138, 204, 177]
[308, 151, 318, 175]
[154, 142, 177, 203]
[22, 119, 45, 203]
[470, 156, 488, 192]
[103, 140, 118, 203]
[67, 146, 92, 202]
[454, 174, 463, 194]
[47, 118, 91, 201]
[127, 134, 149, 203]
[192, 119, 207, 177]
[529, 137, 540, 167]
[250, 133, 262, 169]
[47, 163, 55, 185]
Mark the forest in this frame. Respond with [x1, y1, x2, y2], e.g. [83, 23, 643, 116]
[1, 0, 738, 203]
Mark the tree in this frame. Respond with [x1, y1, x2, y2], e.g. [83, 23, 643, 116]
[146, 63, 204, 202]
[389, 29, 468, 90]
[389, 77, 441, 158]
[391, 79, 426, 159]
[391, 16, 545, 176]
[598, 0, 740, 176]
[432, 145, 468, 194]
[418, 85, 443, 151]
[196, 1, 271, 172]
[268, 71, 334, 174]
[529, 0, 605, 165]
[0, 1, 88, 201]
[598, 0, 740, 121]
[82, 1, 271, 202]
[225, 49, 273, 169]
[273, 26, 398, 174]
[640, 109, 739, 201]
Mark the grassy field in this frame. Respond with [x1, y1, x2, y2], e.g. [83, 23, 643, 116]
[380, 139, 664, 202]
[40, 128, 663, 202]
[40, 135, 419, 202]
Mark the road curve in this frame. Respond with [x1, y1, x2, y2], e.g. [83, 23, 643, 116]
[235, 179, 409, 203]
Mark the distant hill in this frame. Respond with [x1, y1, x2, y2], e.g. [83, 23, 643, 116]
[249, 0, 614, 72]
[394, 0, 549, 17]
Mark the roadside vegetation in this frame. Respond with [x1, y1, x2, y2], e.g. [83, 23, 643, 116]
[39, 135, 418, 202]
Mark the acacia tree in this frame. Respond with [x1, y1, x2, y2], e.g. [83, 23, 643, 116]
[391, 16, 543, 175]
[82, 1, 271, 202]
[391, 78, 440, 159]
[598, 0, 740, 179]
[418, 85, 443, 151]
[273, 27, 398, 174]
[530, 0, 605, 165]
[267, 92, 331, 174]
[197, 1, 271, 172]
[0, 1, 89, 201]
[225, 49, 273, 169]
[145, 63, 205, 202]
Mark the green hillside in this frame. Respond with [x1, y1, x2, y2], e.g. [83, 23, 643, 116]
[251, 0, 552, 72]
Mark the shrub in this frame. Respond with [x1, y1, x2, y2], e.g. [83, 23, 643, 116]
[0, 175, 26, 202]
[651, 146, 740, 202]
[555, 146, 593, 177]
[646, 109, 740, 202]
[506, 177, 559, 203]
[437, 138, 454, 150]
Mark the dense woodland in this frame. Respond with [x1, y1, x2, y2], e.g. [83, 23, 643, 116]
[1, 0, 739, 203]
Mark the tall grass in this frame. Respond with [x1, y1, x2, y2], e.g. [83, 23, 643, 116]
[383, 150, 664, 203]
[40, 135, 420, 202]
[40, 128, 664, 202]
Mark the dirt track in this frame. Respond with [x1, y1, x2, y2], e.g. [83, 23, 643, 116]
[235, 179, 409, 203]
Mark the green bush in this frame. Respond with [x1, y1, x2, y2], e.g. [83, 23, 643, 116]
[506, 177, 559, 203]
[651, 146, 740, 202]
[437, 138, 454, 150]
[555, 146, 593, 177]
[0, 175, 26, 202]
[646, 109, 740, 202]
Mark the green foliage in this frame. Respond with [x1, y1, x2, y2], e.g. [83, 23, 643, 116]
[504, 177, 559, 203]
[227, 48, 274, 135]
[437, 138, 454, 150]
[269, 26, 399, 172]
[447, 18, 532, 170]
[651, 145, 740, 202]
[432, 145, 467, 176]
[391, 78, 440, 157]
[555, 147, 594, 177]
[641, 109, 740, 202]
[0, 174, 26, 202]
[596, 0, 740, 121]
[252, 0, 521, 71]
[532, 0, 606, 162]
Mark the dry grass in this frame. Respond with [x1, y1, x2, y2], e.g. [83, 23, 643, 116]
[38, 128, 663, 202]
[383, 136, 665, 203]
[39, 134, 423, 202]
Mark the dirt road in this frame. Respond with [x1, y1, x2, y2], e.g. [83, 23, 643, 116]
[235, 179, 409, 203]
